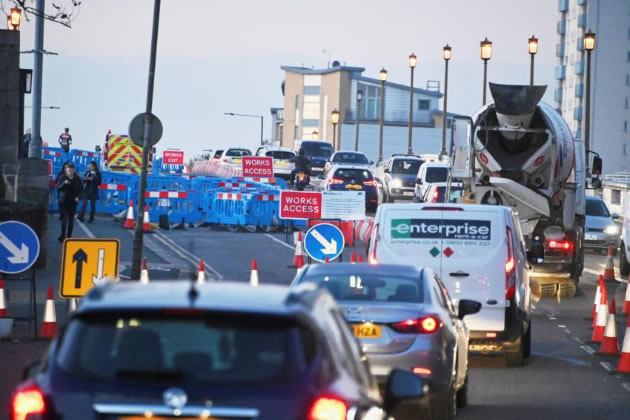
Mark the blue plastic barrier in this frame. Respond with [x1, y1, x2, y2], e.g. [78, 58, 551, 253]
[70, 150, 102, 175]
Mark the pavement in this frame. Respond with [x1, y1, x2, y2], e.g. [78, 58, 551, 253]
[1, 215, 630, 419]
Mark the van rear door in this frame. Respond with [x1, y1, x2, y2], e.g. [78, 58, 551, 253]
[438, 207, 507, 332]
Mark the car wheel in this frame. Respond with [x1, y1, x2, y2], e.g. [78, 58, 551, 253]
[505, 329, 525, 367]
[620, 242, 630, 277]
[523, 322, 532, 359]
[456, 373, 469, 408]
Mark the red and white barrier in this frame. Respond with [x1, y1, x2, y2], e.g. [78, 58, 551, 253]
[354, 217, 375, 244]
[145, 191, 188, 198]
[99, 184, 127, 191]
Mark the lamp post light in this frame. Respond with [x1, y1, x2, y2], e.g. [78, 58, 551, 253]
[331, 109, 340, 150]
[584, 30, 596, 175]
[528, 35, 538, 86]
[7, 7, 21, 30]
[312, 130, 319, 141]
[440, 45, 452, 159]
[408, 53, 417, 155]
[378, 68, 387, 162]
[480, 37, 492, 105]
[354, 89, 363, 152]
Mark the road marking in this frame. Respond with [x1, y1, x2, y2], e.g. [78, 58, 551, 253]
[573, 337, 583, 344]
[264, 233, 295, 250]
[580, 345, 596, 355]
[558, 324, 566, 328]
[531, 304, 537, 310]
[623, 383, 630, 393]
[600, 361, 613, 372]
[75, 219, 95, 238]
[153, 231, 223, 280]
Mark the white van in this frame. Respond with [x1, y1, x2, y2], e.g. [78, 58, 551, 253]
[415, 162, 450, 200]
[367, 203, 532, 366]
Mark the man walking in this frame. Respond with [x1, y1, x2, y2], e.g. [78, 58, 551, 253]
[58, 127, 72, 153]
[56, 163, 83, 241]
[78, 161, 101, 223]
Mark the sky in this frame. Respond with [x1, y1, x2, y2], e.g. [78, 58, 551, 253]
[11, 0, 558, 159]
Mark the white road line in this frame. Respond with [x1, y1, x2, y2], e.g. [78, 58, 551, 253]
[564, 329, 571, 334]
[573, 336, 583, 344]
[580, 345, 596, 355]
[623, 383, 630, 393]
[75, 219, 95, 238]
[558, 324, 566, 328]
[264, 233, 296, 250]
[600, 361, 613, 372]
[153, 231, 223, 280]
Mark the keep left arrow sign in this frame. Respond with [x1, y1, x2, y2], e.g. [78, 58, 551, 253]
[0, 231, 30, 264]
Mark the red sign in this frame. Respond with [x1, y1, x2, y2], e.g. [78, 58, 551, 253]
[280, 191, 322, 220]
[242, 156, 274, 177]
[163, 150, 184, 165]
[47, 160, 52, 177]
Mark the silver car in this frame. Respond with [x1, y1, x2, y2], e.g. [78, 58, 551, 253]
[585, 196, 621, 251]
[292, 263, 481, 419]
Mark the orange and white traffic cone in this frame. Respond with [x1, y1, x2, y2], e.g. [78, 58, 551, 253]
[324, 257, 330, 264]
[592, 285, 609, 343]
[616, 315, 630, 373]
[123, 200, 136, 229]
[598, 299, 620, 355]
[358, 255, 364, 263]
[140, 258, 149, 284]
[603, 246, 616, 282]
[592, 276, 602, 321]
[351, 251, 357, 264]
[143, 205, 152, 232]
[250, 259, 259, 287]
[622, 275, 630, 315]
[40, 286, 57, 338]
[296, 258, 304, 276]
[594, 276, 605, 328]
[197, 260, 206, 284]
[290, 232, 305, 268]
[0, 277, 7, 317]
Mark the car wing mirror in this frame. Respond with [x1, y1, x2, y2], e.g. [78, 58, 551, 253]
[384, 168, 390, 174]
[612, 212, 621, 220]
[384, 369, 426, 413]
[458, 299, 482, 320]
[416, 178, 422, 185]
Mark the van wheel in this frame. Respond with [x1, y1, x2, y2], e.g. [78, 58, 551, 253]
[523, 322, 532, 359]
[505, 330, 525, 367]
[456, 373, 469, 408]
[620, 242, 630, 277]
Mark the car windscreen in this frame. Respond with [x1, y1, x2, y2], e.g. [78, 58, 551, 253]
[333, 168, 373, 181]
[299, 274, 424, 304]
[391, 159, 422, 175]
[586, 199, 610, 217]
[56, 313, 315, 385]
[226, 149, 252, 157]
[266, 151, 295, 160]
[425, 167, 449, 183]
[333, 153, 369, 164]
[301, 142, 333, 158]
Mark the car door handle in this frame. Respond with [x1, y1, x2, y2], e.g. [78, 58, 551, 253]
[449, 271, 469, 277]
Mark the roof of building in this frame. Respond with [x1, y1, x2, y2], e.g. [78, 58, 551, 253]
[356, 75, 442, 98]
[270, 107, 283, 113]
[281, 65, 366, 75]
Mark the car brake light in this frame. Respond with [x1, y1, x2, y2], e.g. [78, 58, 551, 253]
[369, 224, 379, 264]
[412, 367, 432, 375]
[309, 396, 347, 420]
[363, 180, 377, 187]
[328, 178, 344, 185]
[391, 315, 441, 334]
[221, 157, 228, 162]
[11, 385, 45, 420]
[505, 227, 516, 300]
[546, 239, 573, 251]
[431, 189, 440, 203]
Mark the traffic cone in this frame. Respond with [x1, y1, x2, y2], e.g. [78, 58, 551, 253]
[0, 277, 7, 317]
[140, 258, 149, 284]
[197, 260, 206, 284]
[622, 275, 630, 315]
[591, 286, 609, 343]
[123, 200, 136, 229]
[603, 246, 616, 282]
[616, 315, 630, 373]
[351, 251, 357, 264]
[40, 286, 57, 338]
[290, 232, 305, 268]
[358, 255, 364, 263]
[591, 276, 602, 323]
[594, 277, 606, 328]
[324, 257, 330, 264]
[143, 205, 152, 232]
[296, 258, 304, 276]
[183, 164, 190, 175]
[597, 298, 619, 355]
[250, 259, 259, 287]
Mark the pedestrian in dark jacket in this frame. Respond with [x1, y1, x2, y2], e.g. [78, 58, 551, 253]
[56, 163, 83, 241]
[78, 161, 101, 223]
[56, 161, 71, 221]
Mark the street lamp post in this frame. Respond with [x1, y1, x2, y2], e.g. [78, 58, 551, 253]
[378, 68, 387, 162]
[224, 113, 264, 145]
[441, 45, 452, 159]
[408, 53, 417, 155]
[354, 89, 363, 152]
[480, 38, 492, 106]
[584, 30, 596, 175]
[528, 35, 538, 86]
[331, 109, 340, 150]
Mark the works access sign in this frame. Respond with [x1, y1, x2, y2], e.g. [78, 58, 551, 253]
[279, 191, 322, 220]
[242, 156, 273, 177]
[391, 219, 491, 241]
[163, 150, 184, 165]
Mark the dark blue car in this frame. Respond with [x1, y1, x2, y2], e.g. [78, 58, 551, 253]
[325, 165, 379, 212]
[300, 140, 334, 176]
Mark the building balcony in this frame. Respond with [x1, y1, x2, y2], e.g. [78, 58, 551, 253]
[344, 109, 433, 126]
[554, 88, 563, 103]
[574, 106, 583, 121]
[556, 43, 565, 57]
[574, 60, 585, 75]
[575, 83, 584, 98]
[577, 13, 586, 28]
[558, 0, 568, 12]
[557, 19, 566, 35]
[556, 65, 566, 80]
[577, 0, 587, 6]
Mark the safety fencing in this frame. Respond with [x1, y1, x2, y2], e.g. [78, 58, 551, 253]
[43, 147, 102, 178]
[192, 160, 242, 178]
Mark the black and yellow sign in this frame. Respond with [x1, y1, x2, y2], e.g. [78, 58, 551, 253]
[60, 238, 120, 298]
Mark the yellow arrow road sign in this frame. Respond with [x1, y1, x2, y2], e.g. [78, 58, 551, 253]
[60, 238, 120, 298]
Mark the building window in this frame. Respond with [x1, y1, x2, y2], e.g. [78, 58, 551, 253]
[625, 121, 628, 132]
[624, 144, 629, 156]
[357, 82, 381, 120]
[612, 189, 622, 206]
[626, 98, 629, 109]
[302, 119, 319, 127]
[418, 99, 430, 111]
[303, 86, 320, 95]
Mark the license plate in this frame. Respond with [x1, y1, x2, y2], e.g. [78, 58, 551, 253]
[352, 323, 382, 338]
[233, 158, 241, 163]
[403, 191, 414, 196]
[585, 234, 597, 240]
[346, 184, 362, 190]
[276, 161, 287, 166]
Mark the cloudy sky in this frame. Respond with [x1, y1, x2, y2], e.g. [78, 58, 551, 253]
[13, 0, 557, 158]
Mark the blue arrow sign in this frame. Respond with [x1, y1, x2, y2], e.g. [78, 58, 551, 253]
[304, 223, 345, 263]
[0, 221, 40, 274]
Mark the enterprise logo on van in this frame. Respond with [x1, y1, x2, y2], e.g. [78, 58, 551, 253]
[391, 219, 491, 240]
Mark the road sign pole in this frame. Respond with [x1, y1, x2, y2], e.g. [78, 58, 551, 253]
[132, 0, 161, 280]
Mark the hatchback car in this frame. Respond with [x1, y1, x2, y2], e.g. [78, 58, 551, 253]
[416, 182, 464, 203]
[325, 165, 379, 212]
[11, 281, 425, 420]
[376, 155, 425, 202]
[324, 151, 371, 175]
[293, 263, 481, 419]
[262, 147, 296, 179]
[584, 195, 621, 252]
[218, 147, 252, 168]
[212, 149, 224, 162]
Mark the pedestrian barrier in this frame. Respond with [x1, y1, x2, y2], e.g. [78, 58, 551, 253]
[69, 149, 101, 174]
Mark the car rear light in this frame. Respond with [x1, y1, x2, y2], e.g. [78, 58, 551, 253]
[221, 157, 228, 162]
[309, 396, 347, 420]
[328, 178, 344, 185]
[546, 239, 573, 251]
[363, 180, 377, 187]
[369, 224, 379, 264]
[485, 332, 497, 338]
[412, 367, 432, 375]
[431, 189, 440, 203]
[391, 315, 441, 334]
[505, 227, 516, 300]
[11, 385, 46, 420]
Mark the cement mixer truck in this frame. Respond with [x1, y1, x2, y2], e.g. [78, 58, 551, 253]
[450, 84, 601, 293]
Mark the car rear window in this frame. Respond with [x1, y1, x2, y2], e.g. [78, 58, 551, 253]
[299, 274, 424, 304]
[432, 186, 463, 203]
[56, 313, 315, 385]
[266, 151, 295, 160]
[391, 159, 422, 175]
[301, 142, 333, 158]
[333, 153, 369, 164]
[333, 168, 373, 181]
[226, 149, 252, 157]
[586, 199, 610, 217]
[425, 167, 449, 183]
